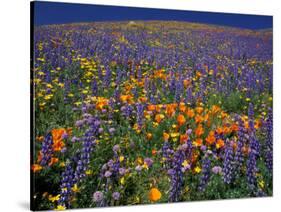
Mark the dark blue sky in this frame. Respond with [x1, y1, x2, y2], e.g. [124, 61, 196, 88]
[32, 1, 273, 29]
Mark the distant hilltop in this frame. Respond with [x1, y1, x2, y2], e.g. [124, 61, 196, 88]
[35, 20, 272, 36]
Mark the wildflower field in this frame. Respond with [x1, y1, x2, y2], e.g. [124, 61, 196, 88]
[31, 21, 273, 210]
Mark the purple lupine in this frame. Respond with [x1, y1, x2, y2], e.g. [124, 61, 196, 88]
[131, 87, 139, 99]
[149, 94, 156, 104]
[113, 87, 120, 101]
[169, 72, 176, 96]
[111, 151, 122, 179]
[198, 156, 211, 191]
[144, 76, 149, 92]
[255, 189, 267, 197]
[234, 139, 244, 176]
[150, 81, 157, 99]
[199, 77, 207, 103]
[161, 141, 173, 168]
[248, 103, 255, 130]
[167, 146, 185, 202]
[236, 115, 248, 145]
[58, 163, 75, 208]
[115, 67, 123, 85]
[185, 87, 193, 105]
[249, 127, 260, 157]
[234, 116, 246, 176]
[121, 104, 133, 118]
[246, 72, 254, 99]
[91, 77, 98, 96]
[265, 107, 273, 172]
[249, 133, 260, 157]
[108, 97, 116, 111]
[57, 118, 101, 209]
[39, 133, 53, 166]
[175, 80, 183, 103]
[222, 141, 234, 184]
[74, 119, 100, 183]
[248, 102, 260, 156]
[246, 148, 257, 191]
[74, 132, 93, 182]
[103, 67, 111, 88]
[184, 139, 193, 160]
[136, 103, 144, 128]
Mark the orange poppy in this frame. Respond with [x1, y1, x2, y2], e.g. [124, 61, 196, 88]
[51, 128, 66, 152]
[216, 139, 225, 149]
[244, 121, 249, 130]
[195, 124, 204, 137]
[193, 138, 203, 147]
[196, 71, 202, 78]
[147, 104, 156, 111]
[216, 127, 224, 135]
[163, 132, 170, 141]
[95, 97, 109, 110]
[211, 105, 221, 114]
[191, 151, 199, 163]
[221, 111, 228, 119]
[146, 133, 153, 140]
[179, 102, 186, 112]
[37, 151, 43, 163]
[120, 95, 133, 103]
[177, 114, 186, 126]
[204, 113, 210, 122]
[195, 106, 204, 114]
[124, 84, 133, 92]
[51, 128, 66, 142]
[155, 104, 163, 112]
[166, 104, 176, 117]
[36, 136, 44, 142]
[195, 115, 204, 124]
[154, 69, 166, 79]
[148, 188, 162, 202]
[66, 128, 72, 136]
[155, 114, 165, 123]
[48, 157, 59, 166]
[223, 126, 231, 134]
[205, 130, 216, 145]
[137, 80, 144, 87]
[186, 108, 195, 118]
[53, 140, 65, 152]
[231, 123, 239, 132]
[32, 164, 43, 173]
[180, 134, 189, 144]
[139, 97, 148, 103]
[254, 119, 262, 129]
[183, 79, 191, 88]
